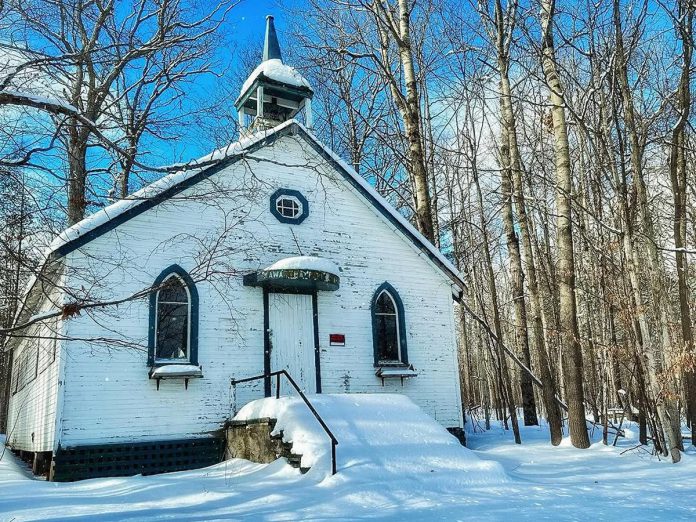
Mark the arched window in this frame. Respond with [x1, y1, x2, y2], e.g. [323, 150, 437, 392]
[371, 282, 408, 366]
[148, 265, 199, 366]
[156, 275, 189, 360]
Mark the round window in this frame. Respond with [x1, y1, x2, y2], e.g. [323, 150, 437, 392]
[276, 195, 302, 219]
[270, 189, 309, 224]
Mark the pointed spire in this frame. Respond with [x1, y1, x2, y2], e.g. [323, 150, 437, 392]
[263, 15, 282, 62]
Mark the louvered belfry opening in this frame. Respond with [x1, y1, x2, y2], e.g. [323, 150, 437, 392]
[234, 15, 314, 132]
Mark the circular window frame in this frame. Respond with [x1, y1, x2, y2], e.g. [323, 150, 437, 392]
[276, 194, 302, 219]
[270, 188, 309, 224]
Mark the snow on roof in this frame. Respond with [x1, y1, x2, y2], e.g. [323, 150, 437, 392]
[296, 123, 465, 288]
[27, 118, 463, 311]
[238, 59, 311, 104]
[11, 122, 295, 329]
[45, 120, 296, 258]
[265, 256, 339, 276]
[234, 393, 507, 482]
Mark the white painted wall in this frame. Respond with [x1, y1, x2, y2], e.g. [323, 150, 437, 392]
[52, 132, 463, 447]
[7, 302, 63, 452]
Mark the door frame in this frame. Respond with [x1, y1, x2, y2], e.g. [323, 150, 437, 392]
[263, 287, 322, 396]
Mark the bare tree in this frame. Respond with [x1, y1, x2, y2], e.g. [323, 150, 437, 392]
[1, 0, 235, 223]
[665, 0, 696, 446]
[539, 0, 590, 449]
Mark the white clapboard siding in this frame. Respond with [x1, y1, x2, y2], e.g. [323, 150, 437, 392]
[6, 311, 63, 452]
[54, 133, 462, 447]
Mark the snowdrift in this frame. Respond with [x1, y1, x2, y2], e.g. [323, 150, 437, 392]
[234, 393, 508, 486]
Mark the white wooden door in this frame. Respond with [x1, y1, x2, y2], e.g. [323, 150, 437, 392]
[268, 292, 317, 394]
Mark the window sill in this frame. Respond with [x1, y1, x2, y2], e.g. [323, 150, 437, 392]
[149, 364, 203, 379]
[375, 365, 417, 385]
[149, 364, 202, 389]
[153, 358, 192, 366]
[374, 361, 410, 368]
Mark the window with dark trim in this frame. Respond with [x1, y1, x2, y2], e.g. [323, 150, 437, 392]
[155, 275, 190, 360]
[270, 188, 309, 224]
[148, 265, 199, 366]
[371, 282, 408, 366]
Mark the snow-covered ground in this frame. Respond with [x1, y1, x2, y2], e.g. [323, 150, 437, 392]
[1, 395, 695, 521]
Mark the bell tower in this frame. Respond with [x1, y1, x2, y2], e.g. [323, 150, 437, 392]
[235, 16, 314, 133]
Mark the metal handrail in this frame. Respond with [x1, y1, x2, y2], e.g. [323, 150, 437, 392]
[231, 370, 338, 475]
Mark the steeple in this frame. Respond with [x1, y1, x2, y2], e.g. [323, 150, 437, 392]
[235, 15, 314, 133]
[263, 16, 282, 61]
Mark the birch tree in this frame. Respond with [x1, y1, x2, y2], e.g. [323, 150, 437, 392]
[665, 0, 696, 446]
[539, 0, 590, 449]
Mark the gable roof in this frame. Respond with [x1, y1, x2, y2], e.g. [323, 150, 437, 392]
[44, 120, 465, 290]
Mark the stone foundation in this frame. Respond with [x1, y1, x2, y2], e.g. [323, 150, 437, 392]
[225, 417, 308, 473]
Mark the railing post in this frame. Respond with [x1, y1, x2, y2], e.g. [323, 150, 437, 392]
[231, 371, 338, 474]
[231, 381, 237, 416]
[331, 441, 337, 475]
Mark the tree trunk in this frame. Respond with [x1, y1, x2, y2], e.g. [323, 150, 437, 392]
[67, 134, 89, 225]
[372, 0, 435, 242]
[613, 0, 682, 462]
[540, 0, 590, 449]
[506, 89, 563, 443]
[500, 122, 538, 426]
[668, 1, 696, 446]
[396, 0, 434, 241]
[472, 156, 521, 444]
[489, 0, 539, 428]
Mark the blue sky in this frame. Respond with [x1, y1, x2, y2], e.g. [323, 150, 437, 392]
[230, 1, 289, 37]
[153, 1, 298, 163]
[10, 1, 306, 216]
[122, 1, 302, 186]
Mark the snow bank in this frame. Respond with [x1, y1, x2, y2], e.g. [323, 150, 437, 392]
[0, 437, 34, 482]
[3, 419, 696, 520]
[265, 256, 339, 276]
[234, 393, 507, 486]
[240, 59, 311, 98]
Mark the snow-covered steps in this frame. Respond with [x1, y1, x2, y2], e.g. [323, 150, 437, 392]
[232, 393, 507, 485]
[224, 417, 310, 474]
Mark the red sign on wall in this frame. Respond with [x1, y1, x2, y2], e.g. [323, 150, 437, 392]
[329, 334, 345, 346]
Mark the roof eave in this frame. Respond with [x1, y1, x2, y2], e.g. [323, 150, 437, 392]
[45, 120, 465, 291]
[5, 256, 65, 352]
